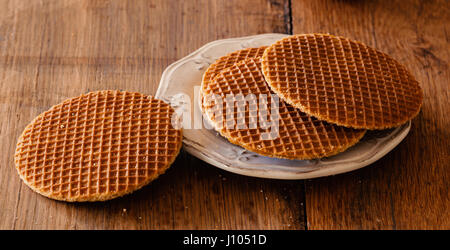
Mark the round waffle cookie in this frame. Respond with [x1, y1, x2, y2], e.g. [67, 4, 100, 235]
[261, 34, 423, 129]
[202, 58, 366, 160]
[14, 90, 182, 202]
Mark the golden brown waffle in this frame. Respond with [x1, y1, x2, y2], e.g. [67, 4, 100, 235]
[201, 46, 267, 91]
[261, 34, 423, 129]
[202, 58, 366, 160]
[201, 47, 267, 108]
[14, 90, 182, 202]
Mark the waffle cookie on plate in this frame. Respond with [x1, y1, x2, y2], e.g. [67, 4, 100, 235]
[261, 34, 423, 129]
[201, 58, 366, 160]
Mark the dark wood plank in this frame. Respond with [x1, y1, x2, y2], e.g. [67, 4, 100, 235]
[0, 0, 305, 229]
[291, 0, 449, 229]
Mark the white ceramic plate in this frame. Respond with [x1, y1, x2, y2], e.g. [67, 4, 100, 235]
[155, 33, 410, 180]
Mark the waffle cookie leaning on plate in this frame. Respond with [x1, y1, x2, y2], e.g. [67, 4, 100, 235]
[201, 58, 366, 160]
[14, 90, 182, 202]
[261, 33, 423, 130]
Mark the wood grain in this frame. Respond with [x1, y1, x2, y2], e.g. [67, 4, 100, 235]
[0, 0, 305, 230]
[292, 0, 449, 229]
[0, 0, 448, 230]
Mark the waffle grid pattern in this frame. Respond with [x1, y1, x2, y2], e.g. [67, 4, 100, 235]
[202, 58, 366, 160]
[15, 90, 182, 201]
[261, 34, 423, 129]
[201, 46, 267, 94]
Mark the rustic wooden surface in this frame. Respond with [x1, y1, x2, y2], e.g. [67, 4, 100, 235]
[0, 0, 448, 230]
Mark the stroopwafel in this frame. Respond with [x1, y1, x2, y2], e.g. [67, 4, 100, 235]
[261, 34, 423, 129]
[14, 90, 182, 202]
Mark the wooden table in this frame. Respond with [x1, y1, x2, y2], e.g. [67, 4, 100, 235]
[0, 0, 448, 230]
